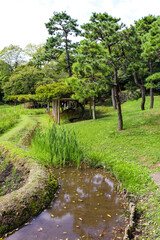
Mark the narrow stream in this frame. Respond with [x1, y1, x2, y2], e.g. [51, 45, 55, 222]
[6, 168, 128, 240]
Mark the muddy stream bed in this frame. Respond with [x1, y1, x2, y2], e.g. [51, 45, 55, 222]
[6, 168, 128, 240]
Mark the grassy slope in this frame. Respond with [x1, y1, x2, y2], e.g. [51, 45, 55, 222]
[0, 105, 20, 134]
[0, 99, 160, 239]
[64, 97, 160, 239]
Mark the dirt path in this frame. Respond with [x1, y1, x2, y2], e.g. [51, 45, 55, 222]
[150, 172, 160, 187]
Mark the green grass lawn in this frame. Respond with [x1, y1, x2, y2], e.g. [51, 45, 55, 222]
[64, 97, 160, 239]
[0, 97, 160, 239]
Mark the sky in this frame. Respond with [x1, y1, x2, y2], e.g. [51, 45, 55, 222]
[0, 0, 160, 51]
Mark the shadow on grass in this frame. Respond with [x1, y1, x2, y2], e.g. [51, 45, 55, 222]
[67, 108, 112, 124]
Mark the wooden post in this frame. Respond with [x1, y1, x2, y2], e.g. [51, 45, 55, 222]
[52, 100, 57, 123]
[55, 100, 58, 124]
[58, 99, 60, 125]
[47, 102, 50, 113]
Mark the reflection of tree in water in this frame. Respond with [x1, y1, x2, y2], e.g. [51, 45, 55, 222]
[50, 169, 123, 238]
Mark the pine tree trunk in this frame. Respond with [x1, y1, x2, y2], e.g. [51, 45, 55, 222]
[150, 88, 154, 109]
[141, 86, 146, 111]
[114, 69, 123, 131]
[89, 99, 92, 119]
[133, 73, 146, 111]
[111, 87, 117, 109]
[92, 96, 96, 120]
[149, 59, 154, 109]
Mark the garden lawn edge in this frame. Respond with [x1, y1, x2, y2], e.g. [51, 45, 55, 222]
[0, 147, 59, 237]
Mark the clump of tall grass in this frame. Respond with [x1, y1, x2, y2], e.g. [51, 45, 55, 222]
[30, 124, 83, 168]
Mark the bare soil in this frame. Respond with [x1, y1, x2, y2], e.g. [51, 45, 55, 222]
[0, 158, 28, 196]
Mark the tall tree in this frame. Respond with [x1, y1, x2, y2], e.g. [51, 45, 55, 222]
[45, 11, 81, 77]
[142, 17, 160, 108]
[0, 45, 25, 71]
[24, 43, 45, 66]
[135, 15, 158, 108]
[69, 39, 105, 120]
[2, 65, 44, 100]
[126, 25, 149, 110]
[81, 12, 135, 130]
[0, 60, 11, 101]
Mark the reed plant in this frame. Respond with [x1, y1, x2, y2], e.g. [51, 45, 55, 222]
[30, 124, 83, 168]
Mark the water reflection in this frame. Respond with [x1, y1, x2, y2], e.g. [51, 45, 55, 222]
[6, 168, 126, 240]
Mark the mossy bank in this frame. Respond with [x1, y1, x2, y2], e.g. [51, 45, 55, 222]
[0, 148, 58, 237]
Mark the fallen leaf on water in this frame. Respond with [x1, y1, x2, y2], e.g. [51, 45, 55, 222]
[24, 222, 30, 226]
[56, 225, 59, 227]
[107, 214, 111, 217]
[63, 232, 67, 234]
[82, 236, 85, 238]
[51, 214, 54, 217]
[78, 199, 83, 202]
[38, 228, 43, 232]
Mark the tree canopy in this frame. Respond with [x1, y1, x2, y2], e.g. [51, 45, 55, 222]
[0, 11, 160, 131]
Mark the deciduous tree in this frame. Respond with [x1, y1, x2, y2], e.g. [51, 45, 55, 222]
[0, 45, 25, 71]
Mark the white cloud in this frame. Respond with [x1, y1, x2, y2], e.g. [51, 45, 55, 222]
[0, 0, 159, 51]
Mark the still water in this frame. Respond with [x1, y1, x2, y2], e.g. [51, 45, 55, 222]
[6, 168, 127, 240]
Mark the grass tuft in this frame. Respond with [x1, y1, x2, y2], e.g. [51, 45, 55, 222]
[30, 124, 83, 168]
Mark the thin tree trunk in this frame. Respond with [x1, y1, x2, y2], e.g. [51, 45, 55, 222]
[149, 59, 154, 109]
[114, 69, 123, 131]
[111, 87, 117, 109]
[89, 99, 92, 119]
[141, 86, 146, 110]
[133, 73, 146, 111]
[150, 88, 154, 109]
[92, 96, 96, 120]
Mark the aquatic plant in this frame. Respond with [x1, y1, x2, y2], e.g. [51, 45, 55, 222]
[30, 124, 83, 168]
